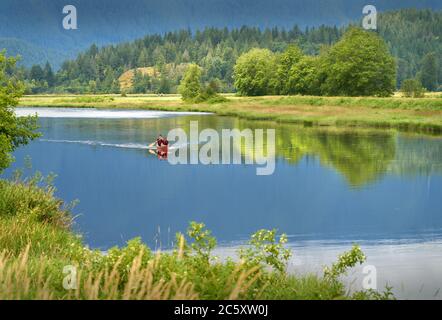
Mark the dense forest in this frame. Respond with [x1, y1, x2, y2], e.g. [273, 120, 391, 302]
[14, 9, 442, 94]
[2, 0, 440, 69]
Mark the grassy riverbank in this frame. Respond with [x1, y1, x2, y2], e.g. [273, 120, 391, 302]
[0, 175, 392, 300]
[19, 94, 442, 134]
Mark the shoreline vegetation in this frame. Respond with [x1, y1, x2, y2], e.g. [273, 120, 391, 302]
[19, 94, 442, 134]
[0, 174, 393, 300]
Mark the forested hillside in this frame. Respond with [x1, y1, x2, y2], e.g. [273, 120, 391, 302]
[0, 39, 70, 68]
[17, 9, 442, 94]
[1, 0, 441, 68]
[378, 9, 442, 88]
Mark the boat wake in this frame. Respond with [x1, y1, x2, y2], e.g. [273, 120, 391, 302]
[39, 139, 187, 150]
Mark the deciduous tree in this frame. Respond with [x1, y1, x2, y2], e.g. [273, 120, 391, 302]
[233, 48, 277, 96]
[0, 52, 39, 172]
[321, 27, 396, 97]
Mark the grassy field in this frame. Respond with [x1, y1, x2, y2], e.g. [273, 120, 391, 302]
[19, 93, 442, 134]
[0, 174, 393, 300]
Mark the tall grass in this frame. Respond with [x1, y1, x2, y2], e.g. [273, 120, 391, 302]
[0, 176, 393, 300]
[256, 95, 442, 111]
[0, 245, 200, 300]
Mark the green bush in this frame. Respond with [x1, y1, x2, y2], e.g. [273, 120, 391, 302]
[401, 79, 426, 98]
[238, 229, 291, 273]
[323, 245, 366, 280]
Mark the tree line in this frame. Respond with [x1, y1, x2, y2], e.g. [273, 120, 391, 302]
[12, 9, 442, 95]
[180, 27, 396, 98]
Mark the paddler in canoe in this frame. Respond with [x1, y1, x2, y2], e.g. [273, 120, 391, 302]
[148, 134, 169, 160]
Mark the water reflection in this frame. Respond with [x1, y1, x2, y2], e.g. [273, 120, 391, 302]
[388, 135, 442, 177]
[162, 117, 441, 187]
[33, 113, 442, 189]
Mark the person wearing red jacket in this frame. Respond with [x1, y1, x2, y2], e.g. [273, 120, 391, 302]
[148, 134, 169, 160]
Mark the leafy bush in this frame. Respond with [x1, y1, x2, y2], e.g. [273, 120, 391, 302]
[401, 79, 426, 98]
[238, 229, 291, 273]
[185, 222, 217, 260]
[323, 245, 366, 280]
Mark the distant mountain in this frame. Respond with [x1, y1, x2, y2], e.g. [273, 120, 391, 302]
[0, 0, 441, 68]
[0, 38, 71, 67]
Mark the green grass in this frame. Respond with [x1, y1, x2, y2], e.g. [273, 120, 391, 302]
[0, 174, 393, 300]
[19, 94, 442, 134]
[255, 95, 442, 110]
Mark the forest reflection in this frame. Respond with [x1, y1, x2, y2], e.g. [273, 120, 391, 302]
[39, 115, 442, 187]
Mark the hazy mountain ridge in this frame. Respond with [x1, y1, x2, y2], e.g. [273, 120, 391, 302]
[1, 0, 441, 68]
[0, 38, 71, 67]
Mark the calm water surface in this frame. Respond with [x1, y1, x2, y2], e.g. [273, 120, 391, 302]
[9, 107, 442, 299]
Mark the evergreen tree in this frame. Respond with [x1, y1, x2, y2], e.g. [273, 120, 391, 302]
[43, 62, 55, 87]
[29, 64, 44, 82]
[132, 70, 151, 93]
[137, 49, 149, 67]
[157, 76, 171, 94]
[178, 64, 202, 101]
[420, 52, 439, 91]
